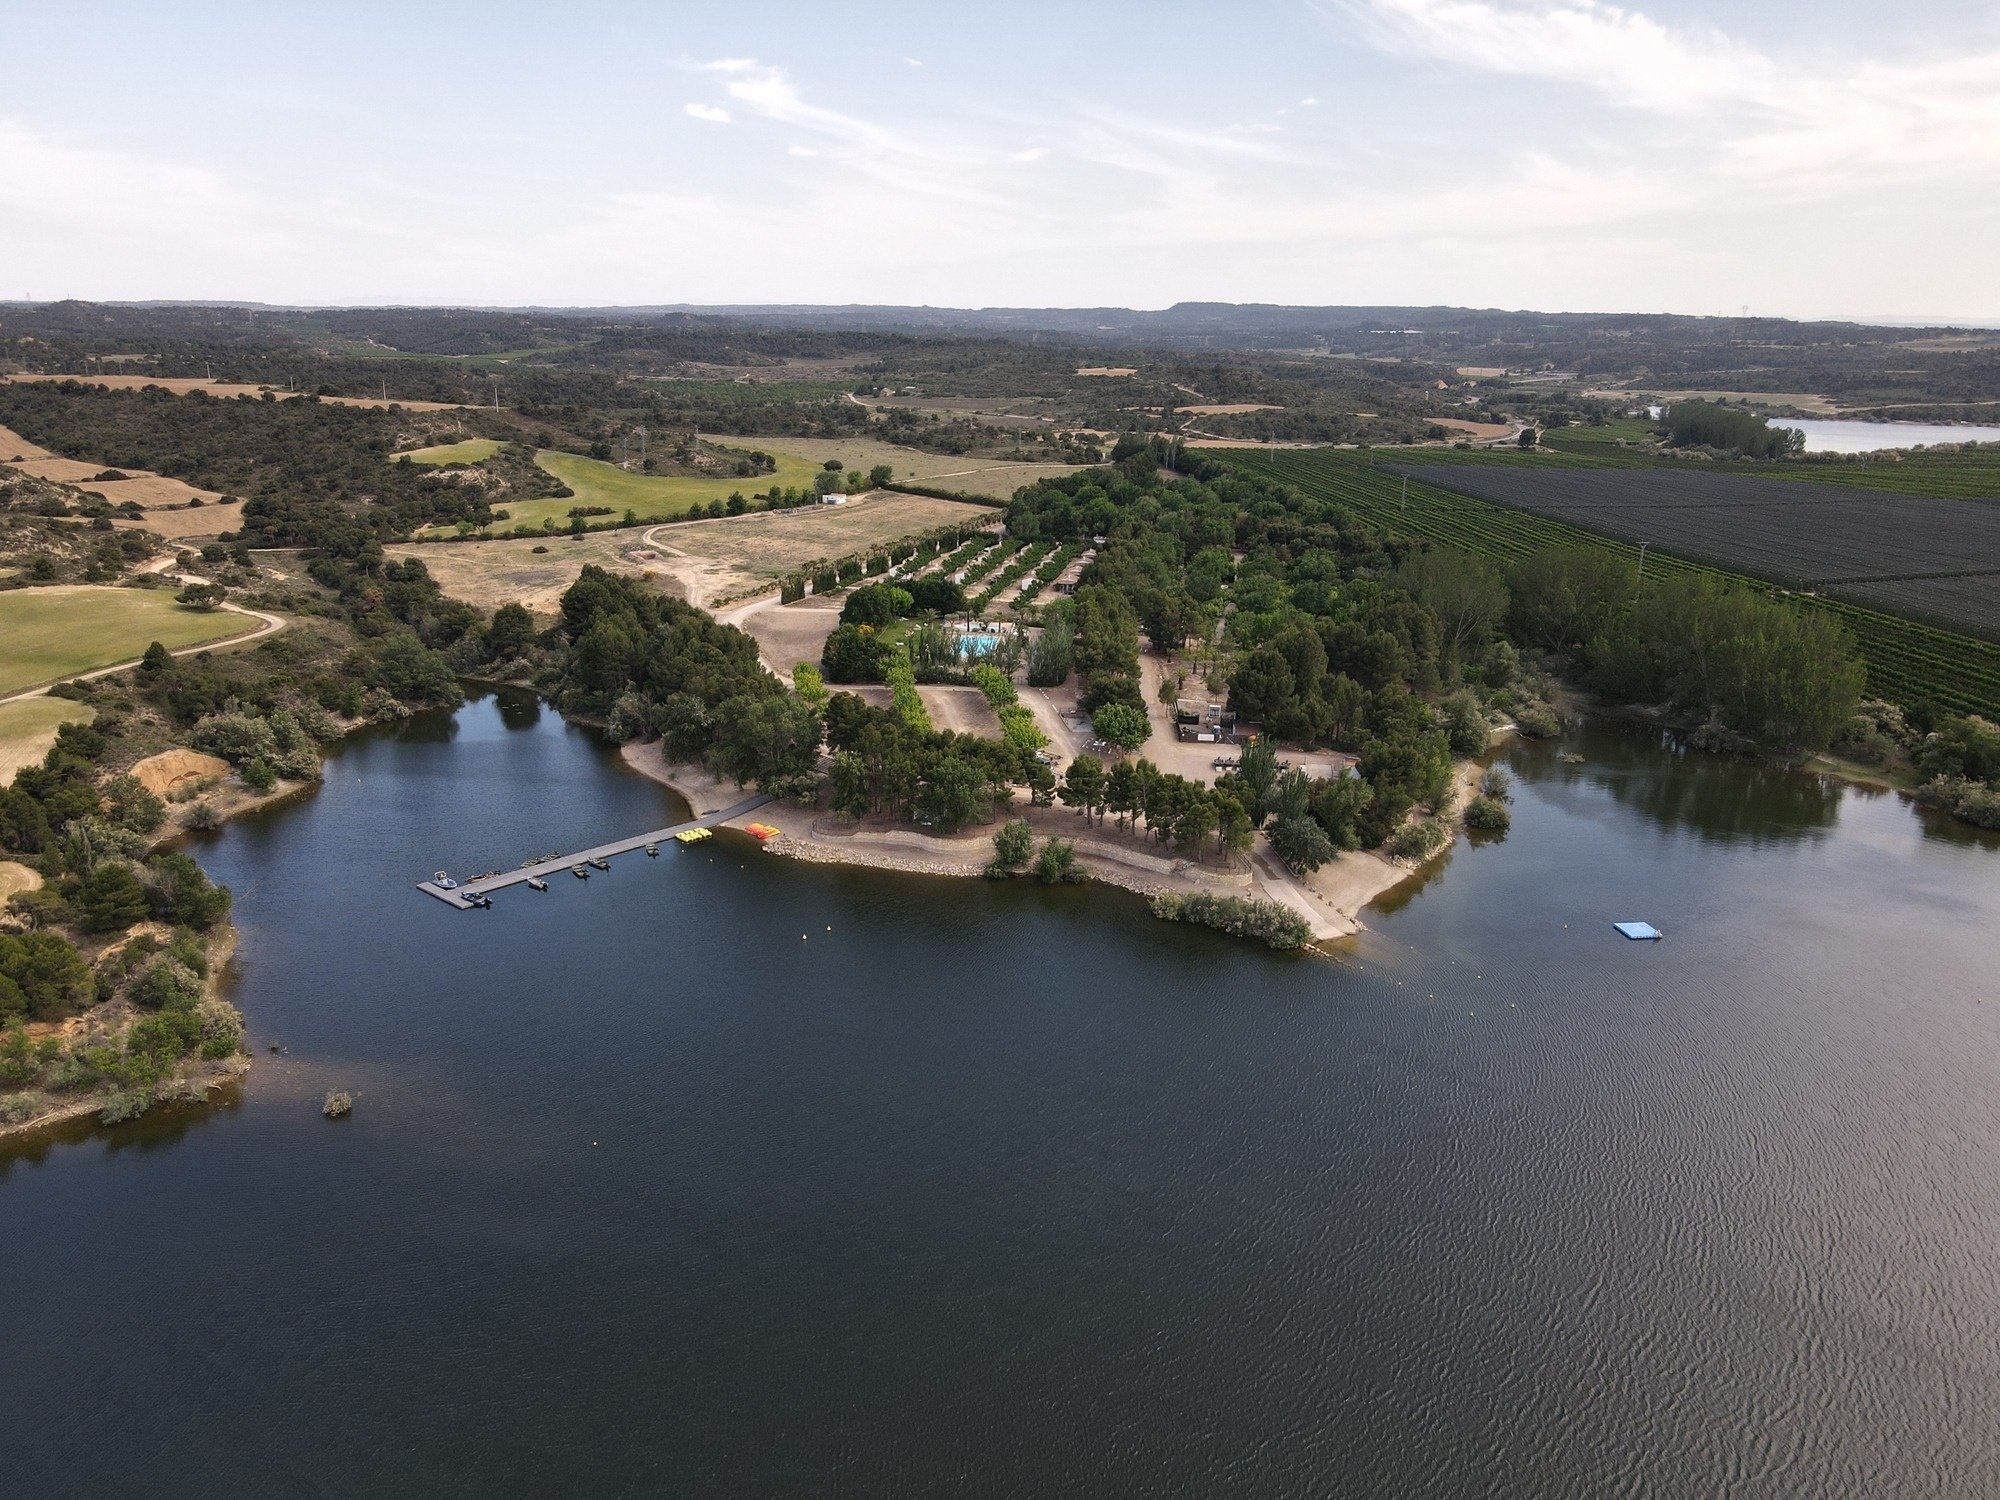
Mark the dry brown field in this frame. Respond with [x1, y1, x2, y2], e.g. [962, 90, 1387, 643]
[1076, 367, 1137, 377]
[0, 422, 55, 462]
[1178, 403, 1281, 416]
[0, 373, 464, 411]
[109, 506, 237, 541]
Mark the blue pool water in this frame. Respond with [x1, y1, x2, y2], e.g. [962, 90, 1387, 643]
[957, 632, 1001, 656]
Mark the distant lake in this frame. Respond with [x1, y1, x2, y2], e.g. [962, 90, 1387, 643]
[6, 695, 2000, 1496]
[1773, 417, 2000, 453]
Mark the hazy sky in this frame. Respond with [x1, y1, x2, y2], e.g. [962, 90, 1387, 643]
[5, 1, 1999, 321]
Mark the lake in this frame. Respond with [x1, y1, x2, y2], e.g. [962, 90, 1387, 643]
[1772, 417, 2000, 453]
[5, 694, 1999, 1497]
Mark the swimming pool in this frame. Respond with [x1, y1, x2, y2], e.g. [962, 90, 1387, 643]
[956, 632, 1002, 656]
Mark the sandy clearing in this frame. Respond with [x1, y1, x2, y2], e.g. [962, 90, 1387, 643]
[739, 596, 844, 677]
[0, 860, 42, 901]
[128, 747, 232, 798]
[1454, 367, 1506, 379]
[1176, 403, 1281, 416]
[1076, 367, 1137, 378]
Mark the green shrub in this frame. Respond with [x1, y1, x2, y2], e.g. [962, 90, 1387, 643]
[986, 819, 1034, 877]
[1464, 795, 1512, 831]
[1514, 700, 1561, 739]
[1035, 838, 1084, 885]
[1384, 818, 1450, 861]
[1149, 893, 1311, 950]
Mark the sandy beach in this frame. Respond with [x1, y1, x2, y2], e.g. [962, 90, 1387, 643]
[617, 741, 1494, 944]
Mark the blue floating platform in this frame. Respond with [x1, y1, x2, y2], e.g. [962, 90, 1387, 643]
[1612, 921, 1663, 941]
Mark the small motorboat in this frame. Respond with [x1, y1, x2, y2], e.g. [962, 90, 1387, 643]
[644, 843, 660, 857]
[572, 865, 589, 879]
[588, 856, 610, 871]
[468, 893, 493, 909]
[527, 877, 549, 892]
[433, 871, 457, 889]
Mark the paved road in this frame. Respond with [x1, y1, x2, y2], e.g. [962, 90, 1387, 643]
[417, 793, 773, 909]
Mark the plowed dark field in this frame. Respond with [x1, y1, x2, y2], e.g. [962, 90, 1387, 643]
[1394, 465, 2000, 636]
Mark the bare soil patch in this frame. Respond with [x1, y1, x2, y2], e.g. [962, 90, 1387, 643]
[1178, 403, 1281, 416]
[1434, 418, 1512, 440]
[384, 532, 679, 616]
[738, 596, 844, 677]
[0, 859, 42, 901]
[110, 506, 234, 541]
[0, 421, 56, 462]
[1076, 367, 1138, 378]
[129, 748, 231, 798]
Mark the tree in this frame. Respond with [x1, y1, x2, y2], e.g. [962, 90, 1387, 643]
[915, 752, 989, 833]
[140, 641, 173, 673]
[711, 693, 822, 787]
[145, 852, 232, 930]
[0, 931, 95, 1023]
[1060, 755, 1106, 822]
[1237, 738, 1278, 817]
[1269, 813, 1336, 875]
[1518, 427, 1538, 449]
[75, 860, 150, 932]
[869, 464, 893, 488]
[1506, 547, 1635, 653]
[988, 819, 1034, 875]
[1398, 550, 1508, 665]
[177, 580, 227, 610]
[487, 602, 536, 660]
[1092, 701, 1150, 752]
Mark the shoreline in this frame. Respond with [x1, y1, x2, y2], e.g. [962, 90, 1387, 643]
[617, 740, 1488, 945]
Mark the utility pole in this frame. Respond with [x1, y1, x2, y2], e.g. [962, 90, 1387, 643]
[1637, 541, 1649, 586]
[1401, 475, 1408, 515]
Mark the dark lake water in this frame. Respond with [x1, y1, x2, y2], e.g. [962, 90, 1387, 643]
[6, 694, 1999, 1497]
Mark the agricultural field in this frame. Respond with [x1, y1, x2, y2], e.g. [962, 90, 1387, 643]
[1394, 464, 2000, 633]
[0, 585, 261, 695]
[398, 438, 502, 466]
[720, 432, 1085, 499]
[385, 532, 684, 614]
[1223, 449, 2000, 721]
[0, 697, 93, 784]
[656, 491, 995, 603]
[398, 491, 994, 612]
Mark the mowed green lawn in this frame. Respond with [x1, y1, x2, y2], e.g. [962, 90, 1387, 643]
[398, 438, 502, 466]
[0, 587, 259, 695]
[489, 450, 828, 530]
[0, 697, 94, 784]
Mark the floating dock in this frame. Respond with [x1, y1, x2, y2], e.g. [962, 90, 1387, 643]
[417, 794, 771, 909]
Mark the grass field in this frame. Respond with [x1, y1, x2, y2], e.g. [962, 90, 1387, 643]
[0, 697, 93, 784]
[1222, 449, 2000, 721]
[399, 438, 502, 466]
[0, 586, 260, 695]
[459, 449, 830, 531]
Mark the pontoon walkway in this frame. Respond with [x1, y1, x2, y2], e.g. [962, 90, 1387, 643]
[416, 794, 772, 909]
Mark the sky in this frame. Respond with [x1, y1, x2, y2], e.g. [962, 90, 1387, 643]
[4, 0, 2000, 323]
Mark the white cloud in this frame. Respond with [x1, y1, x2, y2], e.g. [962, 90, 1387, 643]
[684, 102, 731, 124]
